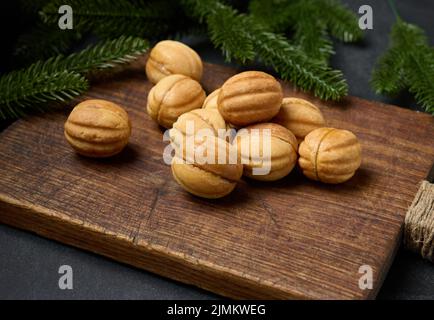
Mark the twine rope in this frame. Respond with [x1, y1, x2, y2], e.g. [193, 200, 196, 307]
[404, 181, 434, 262]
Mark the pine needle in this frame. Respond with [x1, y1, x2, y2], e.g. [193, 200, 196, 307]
[53, 36, 149, 74]
[183, 0, 348, 100]
[252, 30, 348, 100]
[40, 0, 184, 39]
[206, 5, 255, 63]
[249, 0, 361, 63]
[0, 36, 149, 120]
[248, 0, 295, 32]
[317, 0, 363, 42]
[0, 71, 88, 120]
[372, 19, 434, 114]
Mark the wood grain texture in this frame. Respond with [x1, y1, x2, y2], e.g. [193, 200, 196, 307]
[1, 58, 433, 299]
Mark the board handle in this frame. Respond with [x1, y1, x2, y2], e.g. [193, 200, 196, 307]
[404, 179, 434, 262]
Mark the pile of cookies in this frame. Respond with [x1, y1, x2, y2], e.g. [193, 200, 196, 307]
[64, 40, 362, 199]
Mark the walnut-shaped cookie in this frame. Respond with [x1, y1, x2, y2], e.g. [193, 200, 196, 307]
[171, 137, 243, 199]
[236, 123, 298, 181]
[64, 99, 131, 157]
[146, 40, 203, 84]
[171, 108, 226, 137]
[147, 74, 206, 129]
[298, 127, 362, 184]
[169, 108, 227, 150]
[218, 71, 283, 127]
[273, 97, 326, 143]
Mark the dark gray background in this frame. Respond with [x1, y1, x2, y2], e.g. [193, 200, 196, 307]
[1, 0, 433, 299]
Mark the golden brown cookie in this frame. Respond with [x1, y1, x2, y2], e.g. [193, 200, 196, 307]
[171, 138, 243, 199]
[273, 97, 326, 143]
[236, 123, 298, 181]
[64, 99, 131, 157]
[147, 74, 206, 129]
[169, 108, 227, 151]
[298, 127, 362, 184]
[218, 71, 283, 127]
[146, 40, 203, 84]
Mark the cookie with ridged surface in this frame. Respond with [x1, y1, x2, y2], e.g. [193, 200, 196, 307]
[147, 74, 206, 129]
[273, 97, 325, 143]
[146, 40, 203, 84]
[218, 71, 283, 127]
[236, 123, 298, 181]
[64, 99, 131, 157]
[298, 127, 362, 184]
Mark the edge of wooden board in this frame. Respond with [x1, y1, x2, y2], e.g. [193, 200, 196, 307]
[0, 193, 312, 299]
[0, 191, 390, 299]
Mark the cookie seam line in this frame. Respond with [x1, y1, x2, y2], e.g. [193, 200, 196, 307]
[314, 128, 335, 181]
[193, 112, 220, 136]
[149, 55, 173, 76]
[156, 76, 189, 125]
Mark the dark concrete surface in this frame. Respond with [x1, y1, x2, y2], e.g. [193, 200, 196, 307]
[0, 0, 433, 300]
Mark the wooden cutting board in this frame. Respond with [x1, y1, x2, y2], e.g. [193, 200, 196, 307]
[1, 59, 433, 299]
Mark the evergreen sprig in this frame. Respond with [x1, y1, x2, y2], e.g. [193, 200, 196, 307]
[40, 0, 183, 39]
[183, 0, 348, 100]
[252, 30, 347, 101]
[22, 0, 358, 102]
[17, 0, 195, 63]
[206, 5, 255, 63]
[0, 36, 149, 120]
[7, 0, 434, 118]
[248, 0, 294, 32]
[317, 0, 363, 42]
[50, 36, 149, 74]
[372, 19, 434, 114]
[289, 8, 334, 63]
[0, 70, 88, 120]
[249, 0, 362, 63]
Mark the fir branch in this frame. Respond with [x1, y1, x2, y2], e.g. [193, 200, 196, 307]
[249, 0, 360, 63]
[317, 0, 363, 42]
[0, 70, 88, 120]
[292, 20, 335, 63]
[250, 0, 363, 42]
[0, 36, 149, 120]
[252, 29, 347, 100]
[19, 0, 195, 65]
[50, 36, 149, 74]
[407, 49, 434, 113]
[40, 0, 182, 39]
[371, 47, 406, 96]
[248, 0, 294, 32]
[287, 1, 335, 63]
[372, 19, 434, 114]
[183, 0, 348, 100]
[206, 5, 255, 63]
